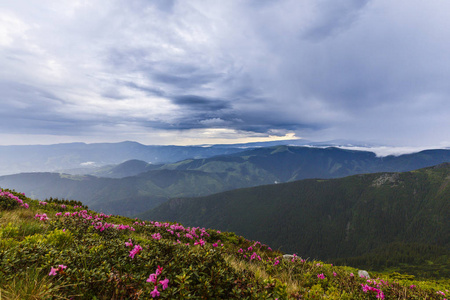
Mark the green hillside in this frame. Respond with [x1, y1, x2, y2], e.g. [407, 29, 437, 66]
[1, 188, 449, 299]
[141, 163, 450, 278]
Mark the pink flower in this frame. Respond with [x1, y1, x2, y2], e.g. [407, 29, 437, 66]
[156, 265, 163, 276]
[49, 267, 58, 276]
[129, 244, 142, 259]
[350, 273, 354, 277]
[317, 273, 325, 279]
[58, 265, 67, 270]
[194, 239, 205, 246]
[152, 233, 162, 240]
[125, 239, 133, 247]
[333, 272, 337, 277]
[147, 273, 157, 283]
[150, 286, 160, 298]
[238, 248, 243, 253]
[159, 278, 169, 290]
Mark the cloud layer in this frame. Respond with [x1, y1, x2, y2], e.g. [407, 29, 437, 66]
[1, 0, 449, 146]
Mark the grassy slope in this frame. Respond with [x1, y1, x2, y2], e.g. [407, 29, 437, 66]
[141, 164, 450, 278]
[1, 188, 449, 299]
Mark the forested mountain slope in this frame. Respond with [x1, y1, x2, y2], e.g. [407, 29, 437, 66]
[141, 163, 450, 277]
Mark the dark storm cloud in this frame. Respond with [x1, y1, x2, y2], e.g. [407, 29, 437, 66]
[171, 95, 230, 111]
[1, 0, 449, 147]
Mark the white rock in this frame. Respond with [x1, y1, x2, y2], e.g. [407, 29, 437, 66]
[358, 270, 370, 278]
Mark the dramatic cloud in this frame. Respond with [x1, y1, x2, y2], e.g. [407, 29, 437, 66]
[1, 0, 449, 147]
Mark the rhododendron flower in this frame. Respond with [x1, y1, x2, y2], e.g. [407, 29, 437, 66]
[317, 273, 325, 279]
[238, 248, 243, 253]
[152, 233, 162, 240]
[49, 265, 66, 276]
[125, 239, 133, 247]
[147, 273, 157, 283]
[194, 239, 205, 246]
[150, 286, 160, 298]
[129, 245, 142, 259]
[49, 267, 58, 276]
[159, 278, 169, 290]
[156, 265, 163, 276]
[333, 272, 337, 277]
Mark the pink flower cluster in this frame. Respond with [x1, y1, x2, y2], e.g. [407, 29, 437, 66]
[129, 244, 143, 259]
[150, 222, 211, 240]
[152, 233, 162, 240]
[250, 252, 262, 261]
[237, 241, 268, 261]
[194, 239, 206, 246]
[35, 213, 49, 221]
[212, 240, 222, 247]
[361, 279, 387, 299]
[49, 264, 67, 276]
[317, 273, 325, 279]
[146, 266, 169, 298]
[0, 189, 29, 208]
[39, 201, 48, 206]
[53, 209, 134, 232]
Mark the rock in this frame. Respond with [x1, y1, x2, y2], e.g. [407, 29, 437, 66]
[358, 270, 370, 278]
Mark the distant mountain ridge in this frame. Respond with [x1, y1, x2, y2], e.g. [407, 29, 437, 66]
[140, 163, 450, 277]
[0, 146, 449, 216]
[0, 141, 245, 176]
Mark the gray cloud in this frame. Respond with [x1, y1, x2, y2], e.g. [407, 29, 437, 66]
[0, 0, 449, 147]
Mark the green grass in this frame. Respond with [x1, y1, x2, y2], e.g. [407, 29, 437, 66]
[1, 187, 449, 299]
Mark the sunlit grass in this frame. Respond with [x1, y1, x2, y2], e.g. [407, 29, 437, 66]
[0, 268, 73, 300]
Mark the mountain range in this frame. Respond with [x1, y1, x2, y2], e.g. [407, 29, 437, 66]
[0, 139, 381, 176]
[0, 145, 449, 217]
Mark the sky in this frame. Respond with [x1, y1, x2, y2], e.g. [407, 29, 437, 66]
[1, 0, 450, 148]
